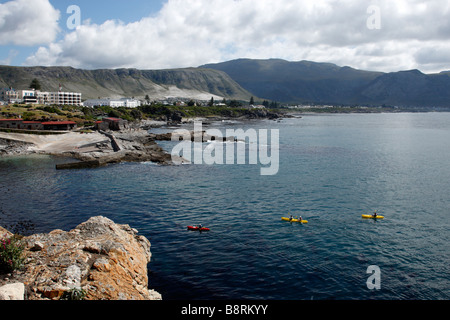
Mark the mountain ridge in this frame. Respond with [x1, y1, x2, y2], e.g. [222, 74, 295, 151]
[2, 59, 450, 108]
[0, 65, 253, 101]
[202, 59, 450, 107]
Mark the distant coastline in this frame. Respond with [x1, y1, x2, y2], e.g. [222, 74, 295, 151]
[0, 108, 285, 168]
[1, 106, 450, 169]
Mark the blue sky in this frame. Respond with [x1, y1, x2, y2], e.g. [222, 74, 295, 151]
[0, 0, 165, 66]
[52, 0, 164, 25]
[1, 0, 450, 73]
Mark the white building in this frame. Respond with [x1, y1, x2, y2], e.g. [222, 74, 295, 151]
[18, 89, 38, 104]
[0, 87, 82, 106]
[48, 91, 82, 106]
[83, 98, 141, 108]
[0, 88, 20, 103]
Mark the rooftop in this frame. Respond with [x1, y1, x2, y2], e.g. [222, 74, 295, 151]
[41, 121, 77, 125]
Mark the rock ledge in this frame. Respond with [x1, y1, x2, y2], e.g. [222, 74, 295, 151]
[0, 216, 161, 300]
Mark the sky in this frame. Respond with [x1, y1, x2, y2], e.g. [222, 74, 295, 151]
[1, 0, 450, 73]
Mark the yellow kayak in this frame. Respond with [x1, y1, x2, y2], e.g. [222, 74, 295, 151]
[282, 217, 308, 224]
[362, 214, 384, 219]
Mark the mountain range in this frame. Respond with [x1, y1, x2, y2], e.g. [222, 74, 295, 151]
[1, 59, 450, 108]
[202, 59, 450, 107]
[0, 66, 252, 101]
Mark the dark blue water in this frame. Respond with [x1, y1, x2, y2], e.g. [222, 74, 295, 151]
[0, 113, 449, 300]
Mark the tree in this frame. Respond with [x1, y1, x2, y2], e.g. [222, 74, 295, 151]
[249, 96, 254, 105]
[270, 101, 279, 108]
[208, 97, 214, 107]
[29, 78, 41, 91]
[228, 100, 242, 108]
[130, 108, 142, 120]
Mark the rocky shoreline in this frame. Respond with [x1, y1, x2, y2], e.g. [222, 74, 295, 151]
[55, 129, 177, 169]
[0, 127, 176, 168]
[0, 113, 288, 300]
[0, 216, 161, 300]
[0, 112, 288, 168]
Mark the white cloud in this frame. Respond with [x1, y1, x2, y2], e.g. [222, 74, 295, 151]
[24, 0, 450, 73]
[0, 0, 60, 46]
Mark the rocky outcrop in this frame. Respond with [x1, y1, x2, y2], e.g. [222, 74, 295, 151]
[243, 108, 281, 119]
[0, 226, 13, 238]
[0, 137, 34, 156]
[56, 130, 174, 169]
[0, 129, 174, 168]
[0, 216, 161, 300]
[151, 130, 241, 143]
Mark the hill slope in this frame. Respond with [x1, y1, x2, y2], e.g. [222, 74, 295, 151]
[202, 59, 450, 107]
[0, 66, 252, 101]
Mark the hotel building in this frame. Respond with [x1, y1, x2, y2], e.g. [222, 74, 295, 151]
[0, 87, 82, 106]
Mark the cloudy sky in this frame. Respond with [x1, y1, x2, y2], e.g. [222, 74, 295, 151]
[1, 0, 449, 73]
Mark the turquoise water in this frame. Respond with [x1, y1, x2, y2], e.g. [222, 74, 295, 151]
[0, 113, 449, 300]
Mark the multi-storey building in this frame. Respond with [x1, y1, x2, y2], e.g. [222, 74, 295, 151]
[83, 98, 141, 108]
[48, 91, 82, 106]
[0, 87, 82, 106]
[0, 88, 20, 103]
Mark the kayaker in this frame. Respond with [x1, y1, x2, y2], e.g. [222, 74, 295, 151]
[373, 211, 377, 218]
[299, 216, 303, 222]
[198, 224, 203, 230]
[289, 215, 293, 222]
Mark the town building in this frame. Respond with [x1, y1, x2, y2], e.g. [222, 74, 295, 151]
[22, 121, 44, 130]
[0, 88, 20, 103]
[0, 119, 26, 129]
[95, 117, 128, 131]
[17, 90, 39, 104]
[41, 121, 77, 131]
[0, 87, 82, 106]
[36, 91, 50, 104]
[83, 98, 141, 108]
[0, 119, 77, 131]
[47, 91, 82, 106]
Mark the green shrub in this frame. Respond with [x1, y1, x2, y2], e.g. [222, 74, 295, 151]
[61, 288, 87, 300]
[22, 111, 36, 121]
[0, 235, 25, 273]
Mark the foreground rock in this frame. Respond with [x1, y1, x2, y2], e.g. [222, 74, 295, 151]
[0, 283, 25, 300]
[1, 216, 161, 300]
[0, 137, 35, 156]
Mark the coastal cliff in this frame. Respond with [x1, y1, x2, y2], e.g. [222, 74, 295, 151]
[0, 216, 161, 300]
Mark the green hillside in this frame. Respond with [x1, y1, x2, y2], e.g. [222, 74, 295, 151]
[0, 66, 252, 101]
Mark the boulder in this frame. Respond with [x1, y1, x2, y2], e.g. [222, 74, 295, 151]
[0, 226, 13, 239]
[0, 283, 25, 300]
[19, 216, 161, 300]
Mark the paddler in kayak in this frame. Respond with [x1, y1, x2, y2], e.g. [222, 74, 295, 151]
[372, 211, 378, 218]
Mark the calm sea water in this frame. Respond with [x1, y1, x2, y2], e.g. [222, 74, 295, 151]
[0, 113, 449, 300]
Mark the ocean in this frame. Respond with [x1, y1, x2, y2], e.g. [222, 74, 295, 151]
[0, 112, 449, 300]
